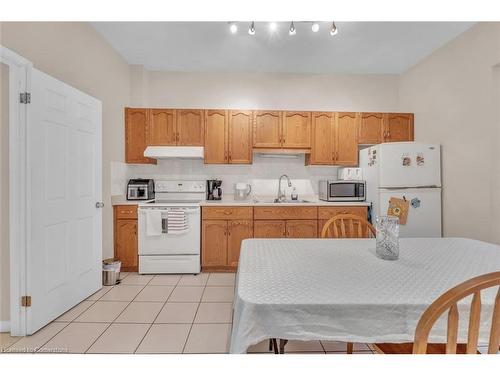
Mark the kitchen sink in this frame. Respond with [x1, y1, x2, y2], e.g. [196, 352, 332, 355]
[253, 198, 312, 204]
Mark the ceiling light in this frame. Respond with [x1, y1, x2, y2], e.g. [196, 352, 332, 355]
[330, 21, 338, 36]
[229, 23, 238, 34]
[248, 21, 256, 35]
[289, 21, 296, 35]
[311, 22, 320, 33]
[269, 22, 278, 32]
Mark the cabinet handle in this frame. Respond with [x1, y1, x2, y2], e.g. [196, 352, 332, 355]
[387, 131, 391, 138]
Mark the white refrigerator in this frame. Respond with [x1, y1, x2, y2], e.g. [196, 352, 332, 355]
[359, 142, 442, 237]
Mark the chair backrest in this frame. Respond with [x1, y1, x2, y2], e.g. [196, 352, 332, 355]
[413, 271, 500, 354]
[320, 214, 376, 239]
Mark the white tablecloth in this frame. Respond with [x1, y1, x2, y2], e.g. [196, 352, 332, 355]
[230, 238, 500, 353]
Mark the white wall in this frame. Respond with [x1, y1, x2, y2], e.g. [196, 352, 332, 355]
[134, 68, 399, 111]
[398, 23, 500, 243]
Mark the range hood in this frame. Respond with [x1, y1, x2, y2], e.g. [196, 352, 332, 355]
[144, 146, 204, 159]
[254, 149, 310, 158]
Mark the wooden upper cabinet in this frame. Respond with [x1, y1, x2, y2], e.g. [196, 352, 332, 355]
[286, 220, 318, 238]
[253, 111, 282, 148]
[384, 113, 414, 142]
[335, 112, 359, 166]
[176, 109, 204, 146]
[202, 220, 227, 267]
[282, 111, 311, 148]
[228, 110, 252, 164]
[125, 108, 156, 164]
[227, 220, 253, 267]
[310, 112, 334, 165]
[204, 110, 228, 164]
[149, 109, 176, 145]
[358, 112, 384, 144]
[254, 220, 286, 238]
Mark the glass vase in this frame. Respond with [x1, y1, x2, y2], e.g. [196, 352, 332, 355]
[376, 216, 400, 260]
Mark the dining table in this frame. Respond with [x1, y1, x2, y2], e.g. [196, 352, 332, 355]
[229, 237, 500, 354]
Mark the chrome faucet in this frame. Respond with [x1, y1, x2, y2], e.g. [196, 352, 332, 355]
[275, 174, 292, 203]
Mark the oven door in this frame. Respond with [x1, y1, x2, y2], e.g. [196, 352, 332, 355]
[138, 207, 201, 255]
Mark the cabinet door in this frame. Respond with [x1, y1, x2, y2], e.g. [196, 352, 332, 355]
[384, 113, 414, 142]
[310, 112, 334, 165]
[253, 110, 282, 148]
[253, 220, 286, 238]
[177, 109, 204, 145]
[227, 220, 253, 267]
[204, 110, 228, 164]
[286, 220, 318, 238]
[125, 108, 156, 164]
[115, 219, 138, 270]
[228, 110, 253, 164]
[202, 220, 228, 268]
[282, 111, 311, 148]
[149, 109, 177, 145]
[358, 112, 384, 145]
[335, 112, 359, 166]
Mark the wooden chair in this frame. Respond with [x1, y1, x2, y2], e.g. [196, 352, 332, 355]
[320, 214, 376, 239]
[373, 271, 500, 354]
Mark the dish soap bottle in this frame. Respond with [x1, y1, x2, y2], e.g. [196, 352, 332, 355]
[291, 187, 298, 201]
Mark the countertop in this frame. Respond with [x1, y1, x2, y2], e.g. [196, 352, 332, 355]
[200, 197, 371, 207]
[111, 195, 371, 207]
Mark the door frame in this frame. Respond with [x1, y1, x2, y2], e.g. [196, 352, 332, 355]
[1, 46, 32, 335]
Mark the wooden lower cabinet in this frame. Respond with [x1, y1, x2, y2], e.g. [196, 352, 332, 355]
[254, 219, 317, 238]
[254, 220, 286, 238]
[201, 207, 253, 271]
[286, 220, 318, 238]
[200, 205, 369, 271]
[201, 220, 228, 267]
[227, 220, 254, 267]
[113, 205, 139, 272]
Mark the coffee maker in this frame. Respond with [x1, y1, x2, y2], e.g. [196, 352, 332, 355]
[206, 179, 223, 200]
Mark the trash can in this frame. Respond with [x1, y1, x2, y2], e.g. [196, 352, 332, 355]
[102, 259, 121, 286]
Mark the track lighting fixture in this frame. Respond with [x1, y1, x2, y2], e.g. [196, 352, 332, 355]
[248, 21, 255, 35]
[229, 21, 338, 36]
[330, 21, 338, 36]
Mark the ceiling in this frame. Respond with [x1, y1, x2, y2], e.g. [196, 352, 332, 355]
[92, 22, 474, 74]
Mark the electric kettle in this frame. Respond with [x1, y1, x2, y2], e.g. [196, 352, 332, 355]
[234, 182, 252, 201]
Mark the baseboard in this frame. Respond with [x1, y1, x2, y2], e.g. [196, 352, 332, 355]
[0, 320, 10, 333]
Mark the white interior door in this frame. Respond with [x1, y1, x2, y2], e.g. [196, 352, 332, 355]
[27, 69, 102, 334]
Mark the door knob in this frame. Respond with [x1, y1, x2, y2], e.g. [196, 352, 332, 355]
[95, 202, 104, 208]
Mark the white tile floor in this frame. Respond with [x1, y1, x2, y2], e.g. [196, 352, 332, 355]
[0, 272, 378, 354]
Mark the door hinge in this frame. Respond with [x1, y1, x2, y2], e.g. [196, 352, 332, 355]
[20, 92, 31, 104]
[21, 296, 32, 307]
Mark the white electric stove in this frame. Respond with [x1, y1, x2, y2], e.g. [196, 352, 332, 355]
[138, 180, 205, 274]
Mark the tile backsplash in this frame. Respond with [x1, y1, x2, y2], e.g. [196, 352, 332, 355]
[111, 154, 340, 198]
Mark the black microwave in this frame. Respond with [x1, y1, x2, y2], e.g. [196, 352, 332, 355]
[318, 180, 366, 202]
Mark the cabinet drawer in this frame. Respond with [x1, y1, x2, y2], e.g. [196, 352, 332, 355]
[318, 206, 367, 220]
[115, 205, 138, 219]
[254, 206, 317, 220]
[202, 206, 253, 220]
